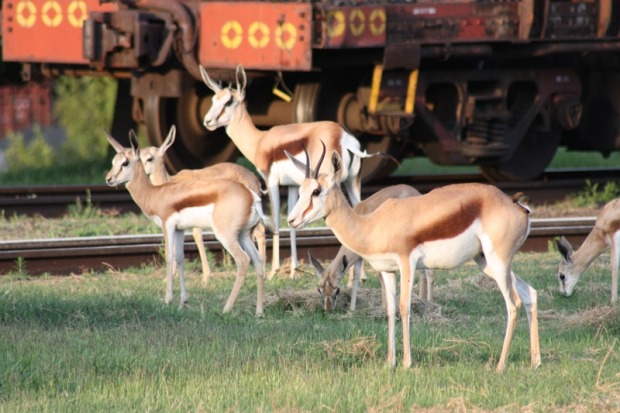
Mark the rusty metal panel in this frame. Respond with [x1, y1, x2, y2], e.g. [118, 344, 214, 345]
[387, 2, 520, 44]
[0, 83, 52, 138]
[319, 5, 386, 48]
[543, 1, 599, 39]
[199, 2, 312, 71]
[2, 0, 117, 63]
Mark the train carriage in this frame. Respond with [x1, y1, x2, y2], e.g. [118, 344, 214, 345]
[2, 0, 620, 181]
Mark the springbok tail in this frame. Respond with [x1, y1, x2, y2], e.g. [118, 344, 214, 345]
[347, 146, 401, 168]
[254, 200, 274, 231]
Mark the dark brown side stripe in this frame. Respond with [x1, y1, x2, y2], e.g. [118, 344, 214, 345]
[408, 200, 482, 247]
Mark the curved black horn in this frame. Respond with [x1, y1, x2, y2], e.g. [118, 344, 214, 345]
[314, 141, 326, 179]
[301, 144, 310, 178]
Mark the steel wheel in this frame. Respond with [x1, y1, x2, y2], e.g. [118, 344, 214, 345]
[143, 84, 238, 173]
[479, 120, 561, 182]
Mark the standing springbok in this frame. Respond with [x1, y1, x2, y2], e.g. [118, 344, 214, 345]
[105, 129, 265, 315]
[308, 184, 435, 312]
[200, 64, 387, 278]
[286, 145, 540, 372]
[139, 126, 267, 284]
[554, 198, 620, 304]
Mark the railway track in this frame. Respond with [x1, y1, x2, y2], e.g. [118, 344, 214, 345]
[0, 217, 596, 275]
[1, 168, 619, 217]
[0, 169, 615, 275]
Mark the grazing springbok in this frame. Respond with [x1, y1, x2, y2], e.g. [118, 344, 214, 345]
[286, 145, 540, 372]
[139, 126, 267, 284]
[307, 184, 435, 312]
[200, 64, 387, 278]
[554, 198, 620, 304]
[105, 129, 265, 315]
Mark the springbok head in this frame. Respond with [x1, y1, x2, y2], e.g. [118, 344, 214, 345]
[105, 128, 143, 187]
[309, 254, 349, 313]
[139, 125, 175, 175]
[554, 236, 581, 297]
[285, 141, 343, 229]
[200, 64, 247, 131]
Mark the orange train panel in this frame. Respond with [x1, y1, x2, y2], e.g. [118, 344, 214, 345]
[199, 2, 312, 71]
[2, 0, 117, 63]
[321, 6, 386, 49]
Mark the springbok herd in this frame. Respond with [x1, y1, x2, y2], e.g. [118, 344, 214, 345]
[105, 65, 619, 373]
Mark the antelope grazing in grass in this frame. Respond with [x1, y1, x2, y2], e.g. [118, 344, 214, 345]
[200, 64, 387, 278]
[555, 198, 620, 304]
[286, 145, 540, 372]
[105, 129, 265, 315]
[139, 126, 267, 284]
[307, 184, 435, 312]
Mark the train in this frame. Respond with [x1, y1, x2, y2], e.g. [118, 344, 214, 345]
[2, 0, 620, 182]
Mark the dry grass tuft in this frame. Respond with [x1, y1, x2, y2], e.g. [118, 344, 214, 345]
[563, 306, 619, 328]
[317, 335, 378, 362]
[264, 284, 448, 323]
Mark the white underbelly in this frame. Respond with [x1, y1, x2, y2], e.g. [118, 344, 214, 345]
[172, 205, 215, 230]
[414, 233, 481, 269]
[364, 253, 401, 272]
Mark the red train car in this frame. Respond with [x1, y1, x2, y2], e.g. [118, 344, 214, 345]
[0, 83, 52, 138]
[2, 0, 620, 181]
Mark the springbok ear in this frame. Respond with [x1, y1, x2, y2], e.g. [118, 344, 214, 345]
[236, 65, 247, 98]
[105, 129, 125, 154]
[329, 151, 343, 183]
[200, 65, 221, 92]
[159, 125, 176, 155]
[555, 236, 573, 263]
[308, 253, 324, 280]
[128, 129, 140, 155]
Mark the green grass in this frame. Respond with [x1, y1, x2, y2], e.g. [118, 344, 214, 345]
[394, 147, 620, 176]
[1, 252, 618, 412]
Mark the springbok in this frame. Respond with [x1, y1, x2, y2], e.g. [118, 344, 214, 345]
[307, 184, 435, 312]
[139, 126, 267, 284]
[105, 128, 265, 315]
[286, 145, 540, 372]
[200, 64, 388, 278]
[554, 198, 620, 304]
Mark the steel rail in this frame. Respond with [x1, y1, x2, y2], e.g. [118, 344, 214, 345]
[1, 168, 619, 217]
[0, 217, 596, 275]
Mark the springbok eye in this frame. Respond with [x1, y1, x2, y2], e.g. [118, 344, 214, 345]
[312, 188, 321, 197]
[122, 160, 130, 167]
[334, 287, 340, 297]
[317, 287, 323, 295]
[146, 157, 154, 163]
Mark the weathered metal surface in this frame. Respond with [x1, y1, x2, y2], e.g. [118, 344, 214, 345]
[0, 83, 52, 138]
[386, 2, 521, 45]
[542, 1, 599, 39]
[199, 2, 312, 70]
[2, 0, 117, 63]
[84, 9, 173, 69]
[317, 5, 386, 48]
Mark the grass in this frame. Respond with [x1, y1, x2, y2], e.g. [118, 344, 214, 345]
[0, 252, 619, 412]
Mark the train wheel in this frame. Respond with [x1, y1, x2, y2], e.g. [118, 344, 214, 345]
[479, 120, 561, 182]
[143, 86, 238, 173]
[360, 135, 406, 182]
